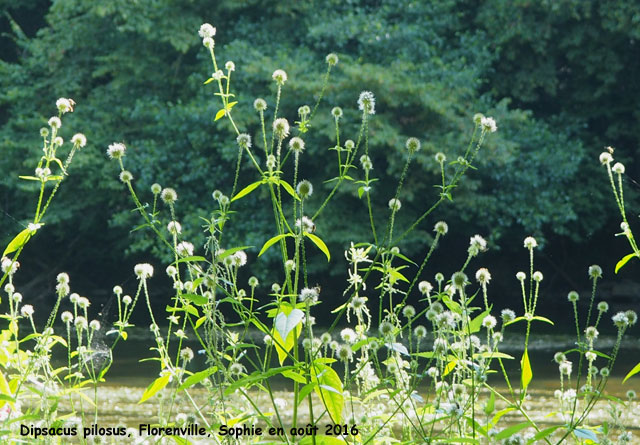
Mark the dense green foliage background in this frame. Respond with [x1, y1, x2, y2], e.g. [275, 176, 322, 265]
[1, 0, 638, 315]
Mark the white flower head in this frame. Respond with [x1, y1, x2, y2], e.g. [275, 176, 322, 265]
[20, 305, 34, 317]
[599, 152, 613, 165]
[107, 142, 126, 160]
[272, 69, 288, 85]
[273, 118, 290, 139]
[56, 98, 74, 114]
[71, 133, 87, 147]
[480, 116, 497, 133]
[612, 162, 625, 174]
[176, 241, 194, 257]
[134, 263, 154, 280]
[198, 23, 216, 39]
[358, 91, 376, 114]
[48, 116, 62, 129]
[167, 221, 182, 235]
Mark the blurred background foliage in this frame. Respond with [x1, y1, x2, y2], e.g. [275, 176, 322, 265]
[1, 0, 638, 317]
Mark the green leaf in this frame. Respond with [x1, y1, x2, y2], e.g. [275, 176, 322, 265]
[178, 366, 217, 391]
[494, 421, 532, 440]
[304, 233, 331, 261]
[214, 109, 226, 121]
[3, 227, 36, 257]
[139, 374, 170, 403]
[623, 361, 640, 383]
[226, 101, 238, 111]
[573, 428, 599, 442]
[258, 233, 291, 257]
[217, 245, 253, 261]
[312, 363, 344, 424]
[231, 181, 263, 202]
[224, 366, 296, 395]
[469, 308, 491, 334]
[615, 253, 637, 273]
[533, 425, 562, 442]
[203, 77, 214, 84]
[274, 309, 304, 342]
[181, 293, 208, 305]
[531, 316, 554, 325]
[174, 255, 208, 264]
[358, 186, 365, 198]
[484, 391, 495, 415]
[18, 176, 41, 181]
[521, 349, 532, 391]
[278, 179, 300, 200]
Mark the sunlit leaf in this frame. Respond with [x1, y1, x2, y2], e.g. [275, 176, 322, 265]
[304, 233, 330, 262]
[139, 375, 170, 403]
[521, 349, 532, 391]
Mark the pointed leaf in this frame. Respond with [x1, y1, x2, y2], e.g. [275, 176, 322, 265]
[226, 101, 238, 110]
[312, 363, 343, 424]
[203, 78, 214, 84]
[139, 374, 170, 403]
[231, 181, 263, 202]
[3, 228, 34, 257]
[258, 233, 291, 257]
[615, 253, 637, 274]
[178, 366, 217, 391]
[304, 233, 330, 261]
[214, 109, 226, 121]
[521, 349, 532, 390]
[275, 309, 304, 341]
[278, 179, 300, 200]
[623, 361, 640, 383]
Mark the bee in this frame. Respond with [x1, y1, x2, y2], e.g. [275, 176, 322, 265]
[313, 284, 322, 295]
[606, 146, 614, 155]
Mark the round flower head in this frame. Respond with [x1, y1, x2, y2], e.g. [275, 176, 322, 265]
[248, 276, 259, 288]
[480, 116, 497, 133]
[612, 162, 625, 174]
[584, 326, 599, 341]
[161, 188, 178, 204]
[40, 127, 49, 137]
[625, 310, 638, 325]
[198, 23, 216, 38]
[597, 301, 609, 313]
[21, 305, 34, 317]
[405, 137, 421, 154]
[559, 360, 573, 376]
[567, 291, 579, 302]
[90, 319, 101, 331]
[167, 221, 182, 235]
[378, 321, 394, 337]
[414, 325, 427, 338]
[233, 251, 247, 267]
[56, 98, 74, 114]
[273, 118, 290, 139]
[150, 183, 162, 195]
[451, 271, 468, 291]
[612, 311, 629, 329]
[266, 154, 276, 170]
[289, 137, 305, 153]
[388, 198, 401, 212]
[337, 344, 353, 361]
[358, 91, 375, 114]
[202, 37, 214, 49]
[402, 305, 416, 319]
[107, 142, 126, 160]
[554, 352, 566, 364]
[331, 107, 343, 119]
[57, 272, 70, 285]
[599, 152, 613, 165]
[272, 69, 288, 85]
[53, 136, 63, 146]
[435, 152, 446, 164]
[516, 271, 526, 282]
[340, 328, 356, 344]
[236, 133, 251, 148]
[296, 180, 313, 199]
[326, 53, 339, 66]
[225, 61, 235, 71]
[468, 234, 487, 257]
[134, 263, 154, 280]
[176, 241, 194, 257]
[433, 221, 448, 235]
[48, 116, 62, 130]
[61, 311, 73, 323]
[253, 98, 267, 112]
[229, 362, 244, 376]
[119, 170, 133, 183]
[418, 280, 432, 296]
[298, 105, 310, 117]
[501, 309, 516, 323]
[435, 272, 444, 284]
[532, 271, 543, 282]
[360, 155, 373, 171]
[344, 140, 355, 150]
[180, 347, 194, 363]
[122, 295, 132, 305]
[295, 216, 314, 233]
[588, 265, 602, 279]
[299, 287, 319, 304]
[475, 268, 491, 285]
[71, 133, 87, 148]
[523, 236, 537, 249]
